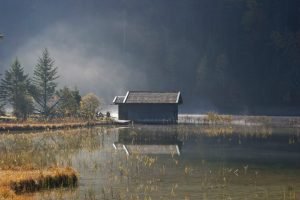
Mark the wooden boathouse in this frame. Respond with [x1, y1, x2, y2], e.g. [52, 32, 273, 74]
[113, 91, 183, 123]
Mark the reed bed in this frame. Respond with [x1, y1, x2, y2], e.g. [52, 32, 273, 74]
[179, 113, 300, 128]
[1, 125, 299, 199]
[0, 167, 78, 199]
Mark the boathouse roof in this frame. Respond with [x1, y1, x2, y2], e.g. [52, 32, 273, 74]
[113, 91, 182, 104]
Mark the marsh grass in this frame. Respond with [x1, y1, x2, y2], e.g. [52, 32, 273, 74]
[0, 167, 78, 199]
[180, 114, 300, 128]
[0, 128, 106, 169]
[205, 112, 233, 124]
[0, 127, 108, 199]
[1, 126, 300, 199]
[142, 124, 274, 139]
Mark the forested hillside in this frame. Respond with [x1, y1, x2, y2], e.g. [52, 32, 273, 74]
[0, 0, 299, 114]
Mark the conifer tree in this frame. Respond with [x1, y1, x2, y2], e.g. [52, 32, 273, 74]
[32, 49, 59, 118]
[0, 59, 33, 119]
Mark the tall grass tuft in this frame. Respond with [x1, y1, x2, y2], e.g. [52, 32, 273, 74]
[0, 167, 78, 197]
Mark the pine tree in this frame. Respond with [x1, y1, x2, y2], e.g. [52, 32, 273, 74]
[0, 59, 33, 119]
[32, 49, 59, 118]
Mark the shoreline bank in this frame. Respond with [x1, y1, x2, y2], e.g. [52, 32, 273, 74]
[0, 167, 78, 199]
[0, 120, 119, 132]
[179, 114, 300, 127]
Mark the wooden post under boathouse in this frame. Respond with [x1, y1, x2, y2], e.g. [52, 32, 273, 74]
[112, 91, 183, 124]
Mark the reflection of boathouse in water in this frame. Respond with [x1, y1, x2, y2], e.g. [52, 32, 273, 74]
[113, 128, 182, 155]
[113, 91, 183, 124]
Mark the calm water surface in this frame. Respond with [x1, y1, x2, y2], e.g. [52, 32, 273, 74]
[1, 125, 300, 199]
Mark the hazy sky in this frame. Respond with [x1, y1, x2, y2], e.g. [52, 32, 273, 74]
[0, 0, 207, 111]
[1, 1, 146, 102]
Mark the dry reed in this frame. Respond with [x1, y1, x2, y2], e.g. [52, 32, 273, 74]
[0, 167, 78, 199]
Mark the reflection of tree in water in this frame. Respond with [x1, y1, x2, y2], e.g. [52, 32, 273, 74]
[0, 127, 108, 169]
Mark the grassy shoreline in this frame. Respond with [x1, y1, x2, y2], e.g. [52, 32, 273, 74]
[179, 113, 300, 127]
[0, 167, 78, 199]
[0, 119, 117, 132]
[2, 113, 300, 133]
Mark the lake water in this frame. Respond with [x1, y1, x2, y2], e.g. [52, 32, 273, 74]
[1, 125, 300, 199]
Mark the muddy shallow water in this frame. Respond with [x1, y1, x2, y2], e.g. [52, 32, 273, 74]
[1, 125, 300, 199]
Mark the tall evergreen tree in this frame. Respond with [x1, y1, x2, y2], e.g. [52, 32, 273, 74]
[32, 49, 59, 118]
[0, 59, 33, 119]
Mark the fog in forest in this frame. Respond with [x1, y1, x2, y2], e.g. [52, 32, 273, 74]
[0, 0, 299, 115]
